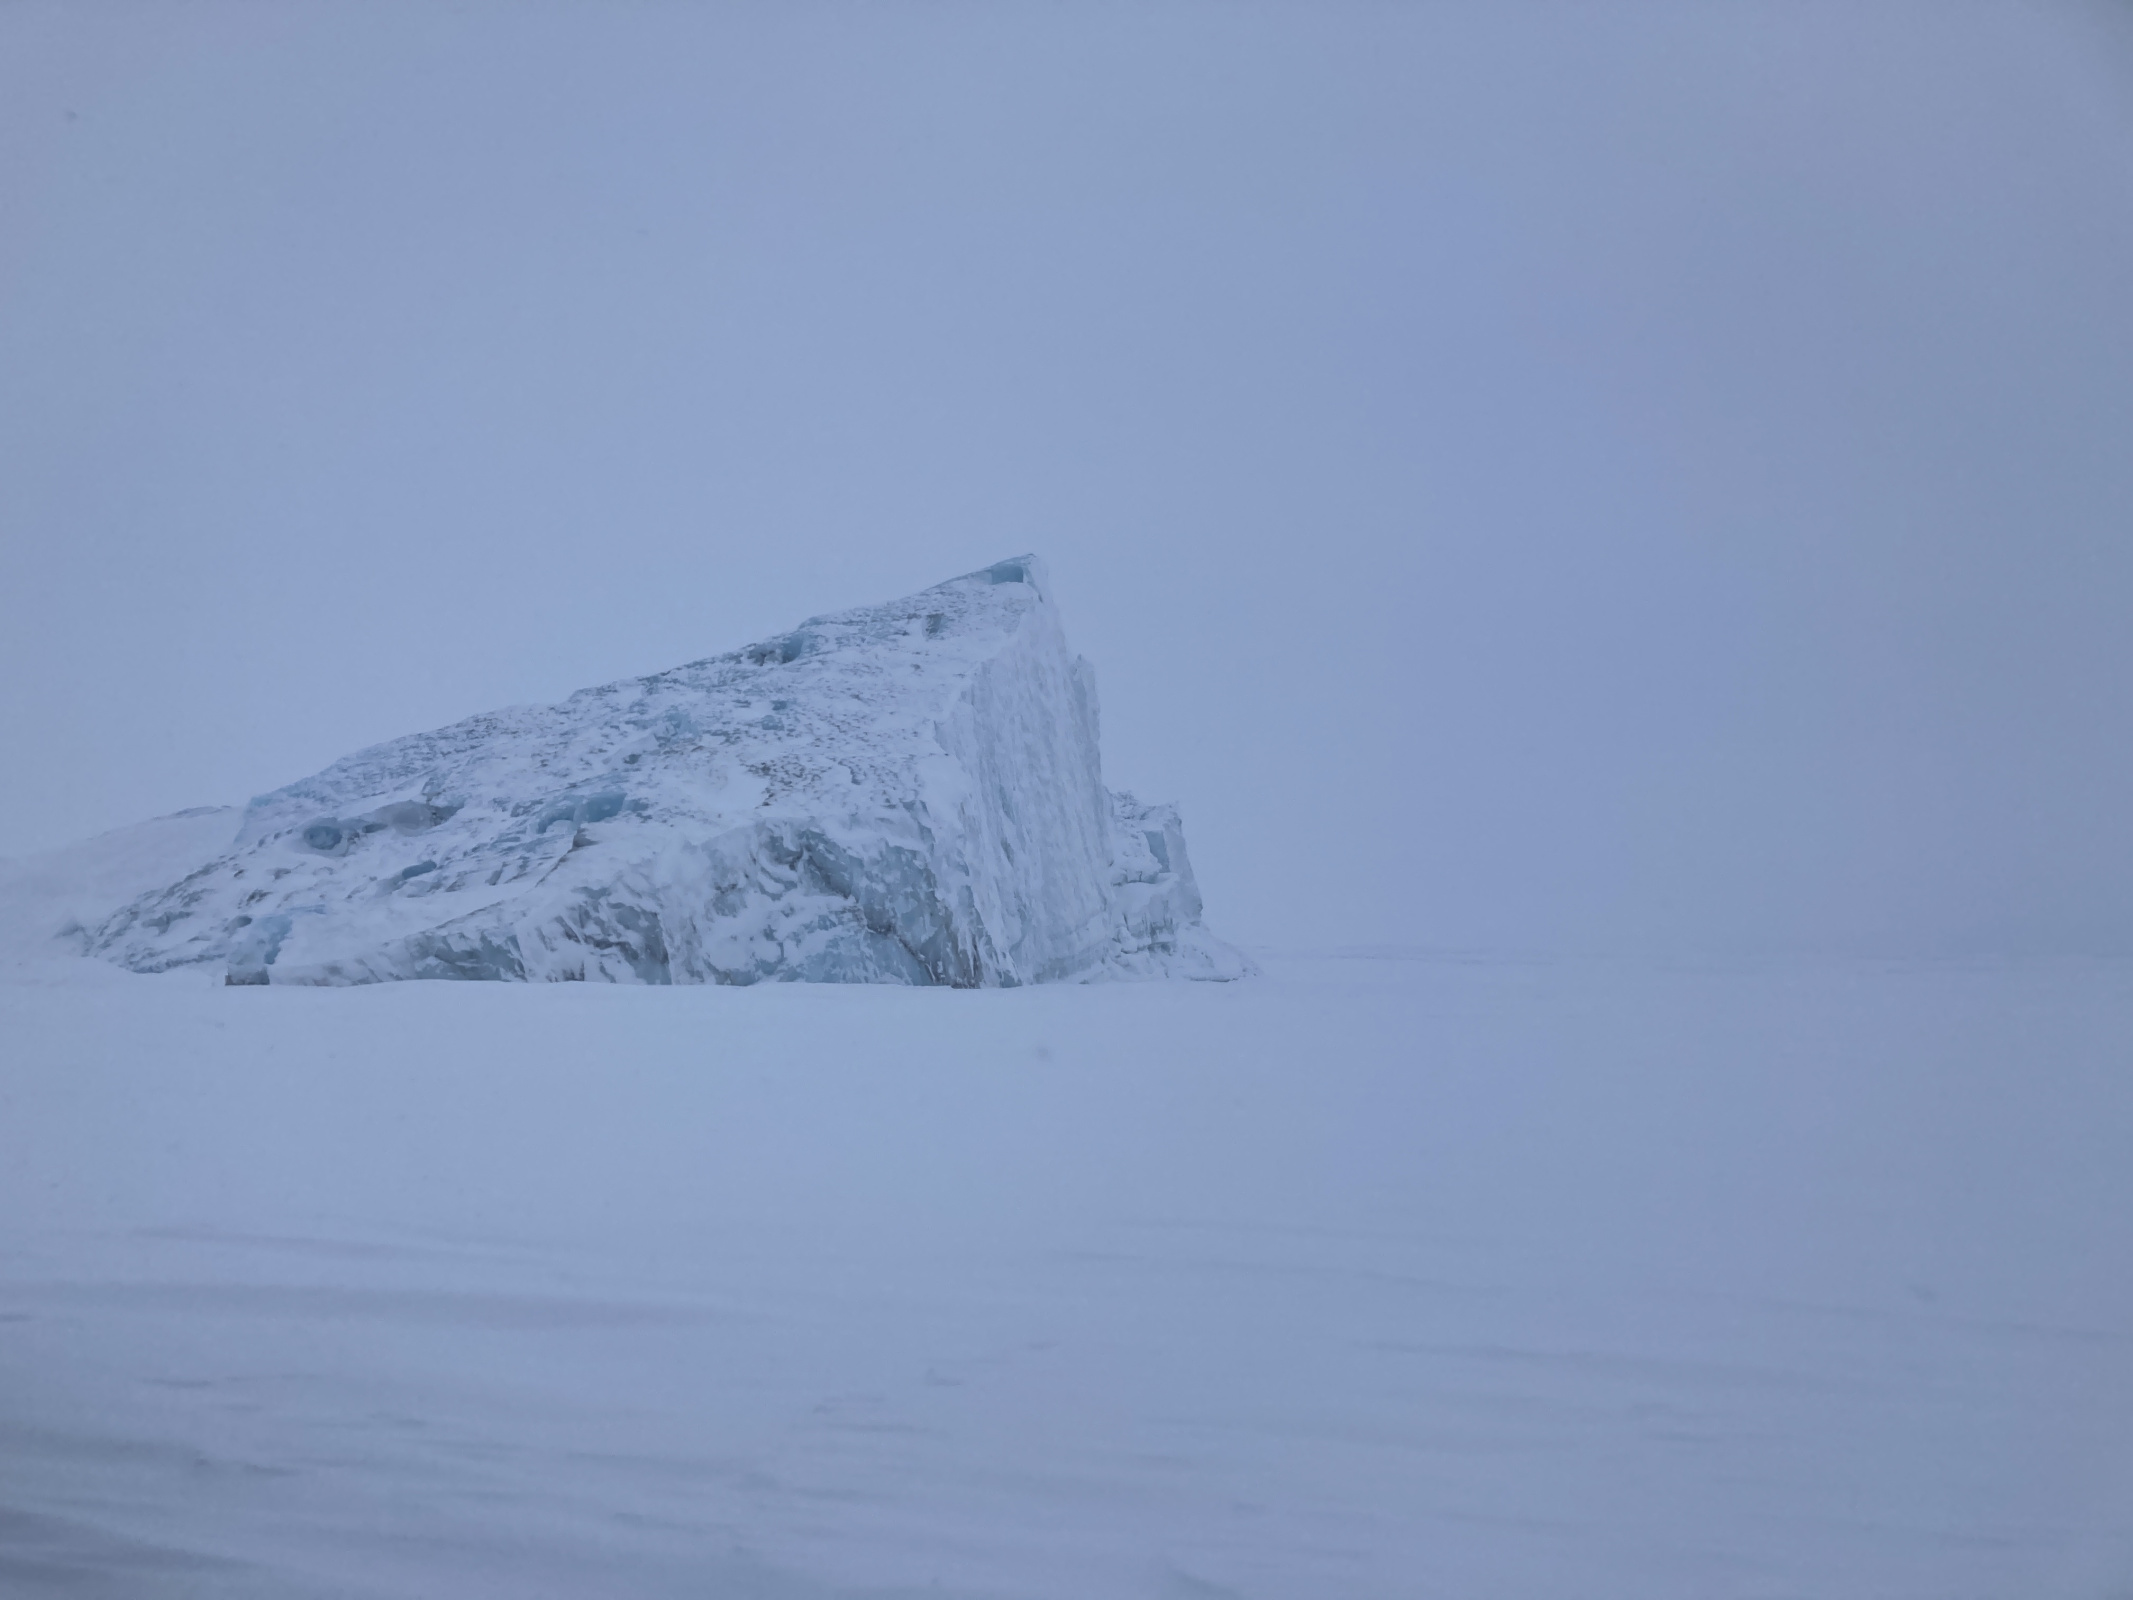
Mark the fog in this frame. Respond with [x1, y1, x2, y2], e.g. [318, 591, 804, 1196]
[5, 2, 2131, 957]
[8, 14, 2133, 1592]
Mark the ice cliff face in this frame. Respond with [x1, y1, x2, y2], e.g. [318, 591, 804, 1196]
[91, 557, 1250, 987]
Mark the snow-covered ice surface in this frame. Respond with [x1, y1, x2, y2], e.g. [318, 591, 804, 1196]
[3, 947, 2131, 1598]
[82, 555, 1245, 988]
[0, 808, 242, 979]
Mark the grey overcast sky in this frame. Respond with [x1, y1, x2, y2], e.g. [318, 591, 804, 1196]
[3, 2, 2131, 956]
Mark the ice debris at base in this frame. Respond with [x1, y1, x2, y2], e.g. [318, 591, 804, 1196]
[88, 557, 1252, 987]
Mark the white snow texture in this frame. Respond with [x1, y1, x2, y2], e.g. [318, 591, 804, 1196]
[87, 556, 1247, 987]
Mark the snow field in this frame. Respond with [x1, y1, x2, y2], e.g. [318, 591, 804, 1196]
[2, 953, 2130, 1597]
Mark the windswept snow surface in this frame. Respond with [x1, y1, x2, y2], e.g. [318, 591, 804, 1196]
[82, 556, 1246, 988]
[3, 950, 2132, 1598]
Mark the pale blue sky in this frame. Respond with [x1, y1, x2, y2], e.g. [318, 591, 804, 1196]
[4, 2, 2131, 954]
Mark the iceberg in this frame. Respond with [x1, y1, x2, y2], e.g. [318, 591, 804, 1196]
[89, 557, 1251, 987]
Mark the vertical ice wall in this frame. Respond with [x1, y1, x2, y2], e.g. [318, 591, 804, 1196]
[927, 581, 1118, 982]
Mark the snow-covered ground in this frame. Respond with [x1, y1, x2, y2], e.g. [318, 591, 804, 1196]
[4, 946, 2130, 1597]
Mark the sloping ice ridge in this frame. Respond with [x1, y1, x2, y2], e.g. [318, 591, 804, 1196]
[91, 557, 1251, 987]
